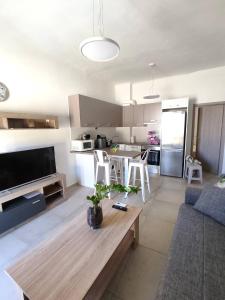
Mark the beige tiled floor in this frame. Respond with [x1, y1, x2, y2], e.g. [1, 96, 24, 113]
[0, 173, 218, 300]
[102, 172, 218, 300]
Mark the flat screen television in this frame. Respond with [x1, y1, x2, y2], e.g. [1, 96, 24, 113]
[0, 146, 56, 192]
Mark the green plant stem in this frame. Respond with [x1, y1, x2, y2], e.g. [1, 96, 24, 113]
[86, 183, 140, 207]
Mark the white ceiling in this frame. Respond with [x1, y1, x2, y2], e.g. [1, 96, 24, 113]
[1, 0, 225, 83]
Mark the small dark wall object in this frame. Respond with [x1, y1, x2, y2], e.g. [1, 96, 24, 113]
[87, 206, 103, 229]
[0, 82, 10, 102]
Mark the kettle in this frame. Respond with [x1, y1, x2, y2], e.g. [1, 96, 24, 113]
[95, 135, 107, 149]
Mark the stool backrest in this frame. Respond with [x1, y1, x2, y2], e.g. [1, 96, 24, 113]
[94, 150, 110, 164]
[186, 155, 194, 164]
[141, 148, 151, 163]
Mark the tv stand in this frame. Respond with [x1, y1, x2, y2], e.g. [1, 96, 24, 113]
[0, 173, 66, 212]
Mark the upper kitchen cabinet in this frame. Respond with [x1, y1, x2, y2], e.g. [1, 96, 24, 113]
[133, 105, 144, 126]
[123, 105, 144, 127]
[143, 103, 161, 124]
[68, 94, 122, 127]
[122, 105, 133, 127]
[123, 103, 160, 127]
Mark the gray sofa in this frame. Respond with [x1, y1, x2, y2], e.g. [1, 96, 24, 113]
[156, 187, 225, 300]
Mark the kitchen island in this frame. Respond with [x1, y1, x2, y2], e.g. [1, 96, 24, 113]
[72, 143, 160, 188]
[72, 148, 141, 188]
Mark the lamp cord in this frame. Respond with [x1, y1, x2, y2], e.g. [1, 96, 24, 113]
[92, 0, 95, 35]
[92, 0, 104, 37]
[98, 0, 104, 36]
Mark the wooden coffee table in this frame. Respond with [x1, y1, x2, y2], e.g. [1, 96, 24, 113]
[6, 199, 142, 300]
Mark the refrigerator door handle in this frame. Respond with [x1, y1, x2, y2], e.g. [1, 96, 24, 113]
[161, 148, 183, 152]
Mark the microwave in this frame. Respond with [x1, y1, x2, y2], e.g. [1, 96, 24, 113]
[71, 139, 94, 151]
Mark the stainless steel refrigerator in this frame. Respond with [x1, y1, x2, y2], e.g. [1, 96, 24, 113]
[160, 109, 186, 177]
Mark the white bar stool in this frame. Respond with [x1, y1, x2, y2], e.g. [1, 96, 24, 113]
[110, 158, 124, 183]
[94, 150, 119, 198]
[127, 149, 151, 202]
[186, 163, 203, 184]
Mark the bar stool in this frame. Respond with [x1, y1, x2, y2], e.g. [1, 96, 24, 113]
[94, 150, 119, 198]
[110, 158, 123, 183]
[185, 155, 194, 178]
[186, 162, 203, 184]
[185, 155, 203, 184]
[127, 149, 151, 202]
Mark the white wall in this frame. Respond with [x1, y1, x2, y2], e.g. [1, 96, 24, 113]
[115, 65, 225, 104]
[115, 66, 225, 172]
[2, 44, 225, 185]
[0, 47, 114, 186]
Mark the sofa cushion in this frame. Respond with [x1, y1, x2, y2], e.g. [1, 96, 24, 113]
[193, 185, 225, 226]
[185, 187, 202, 205]
[204, 215, 225, 299]
[156, 201, 225, 300]
[156, 204, 204, 300]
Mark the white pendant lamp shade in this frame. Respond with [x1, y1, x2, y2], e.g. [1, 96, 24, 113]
[143, 94, 160, 100]
[80, 0, 120, 62]
[143, 63, 160, 100]
[80, 36, 120, 62]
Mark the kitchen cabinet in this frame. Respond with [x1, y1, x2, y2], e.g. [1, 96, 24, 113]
[123, 105, 144, 127]
[74, 153, 95, 188]
[123, 103, 161, 127]
[143, 103, 161, 124]
[133, 105, 144, 127]
[122, 105, 134, 127]
[69, 95, 161, 128]
[68, 94, 122, 127]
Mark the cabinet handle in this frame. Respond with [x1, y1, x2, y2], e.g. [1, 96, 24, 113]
[32, 200, 41, 205]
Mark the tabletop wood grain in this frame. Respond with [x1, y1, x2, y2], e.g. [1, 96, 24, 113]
[103, 148, 141, 159]
[6, 200, 142, 300]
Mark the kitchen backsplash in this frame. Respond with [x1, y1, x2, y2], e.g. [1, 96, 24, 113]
[70, 124, 160, 144]
[70, 127, 117, 140]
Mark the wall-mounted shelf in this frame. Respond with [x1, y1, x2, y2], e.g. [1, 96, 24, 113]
[0, 112, 59, 129]
[43, 183, 63, 198]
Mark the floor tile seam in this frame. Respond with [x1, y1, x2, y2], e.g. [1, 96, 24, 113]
[141, 214, 177, 225]
[151, 197, 182, 206]
[107, 289, 124, 300]
[137, 244, 168, 258]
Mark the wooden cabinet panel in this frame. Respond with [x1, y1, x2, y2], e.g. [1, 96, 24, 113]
[133, 105, 144, 127]
[143, 103, 161, 123]
[219, 105, 225, 174]
[79, 95, 107, 127]
[68, 94, 122, 127]
[69, 96, 161, 128]
[122, 103, 161, 127]
[68, 94, 81, 127]
[122, 106, 133, 127]
[109, 103, 123, 127]
[197, 105, 224, 174]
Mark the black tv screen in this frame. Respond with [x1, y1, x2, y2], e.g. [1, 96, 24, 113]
[0, 147, 56, 192]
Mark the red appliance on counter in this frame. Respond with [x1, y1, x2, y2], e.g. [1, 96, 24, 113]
[147, 131, 160, 145]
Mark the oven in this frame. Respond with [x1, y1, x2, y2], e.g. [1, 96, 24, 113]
[147, 149, 160, 166]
